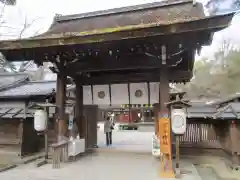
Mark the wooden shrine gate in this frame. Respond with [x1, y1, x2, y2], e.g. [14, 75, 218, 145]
[0, 0, 235, 176]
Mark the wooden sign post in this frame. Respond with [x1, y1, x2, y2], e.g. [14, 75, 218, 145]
[158, 117, 175, 178]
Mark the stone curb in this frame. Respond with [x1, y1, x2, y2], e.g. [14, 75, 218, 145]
[190, 164, 202, 180]
[200, 164, 239, 180]
[0, 164, 17, 173]
[0, 154, 44, 173]
[21, 155, 44, 164]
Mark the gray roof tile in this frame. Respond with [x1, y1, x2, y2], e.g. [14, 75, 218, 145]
[0, 80, 56, 98]
[0, 107, 54, 119]
[40, 0, 205, 38]
[0, 72, 29, 91]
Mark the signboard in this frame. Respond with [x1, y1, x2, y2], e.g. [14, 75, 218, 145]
[158, 118, 175, 178]
[68, 115, 74, 130]
[158, 118, 171, 154]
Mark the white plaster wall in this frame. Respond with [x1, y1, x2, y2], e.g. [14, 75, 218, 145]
[111, 84, 128, 105]
[149, 82, 159, 104]
[83, 85, 92, 105]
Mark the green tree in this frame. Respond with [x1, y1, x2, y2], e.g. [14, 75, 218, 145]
[220, 50, 240, 94]
[178, 45, 240, 99]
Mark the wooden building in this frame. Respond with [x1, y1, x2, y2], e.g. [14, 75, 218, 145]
[0, 0, 235, 164]
[0, 75, 57, 157]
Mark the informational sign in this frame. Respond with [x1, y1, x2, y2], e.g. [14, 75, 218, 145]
[158, 118, 175, 178]
[159, 118, 171, 154]
[68, 115, 74, 130]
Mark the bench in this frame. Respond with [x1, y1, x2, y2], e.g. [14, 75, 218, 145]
[50, 140, 68, 169]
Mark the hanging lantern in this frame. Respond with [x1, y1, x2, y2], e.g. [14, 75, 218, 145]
[171, 108, 187, 135]
[34, 109, 47, 131]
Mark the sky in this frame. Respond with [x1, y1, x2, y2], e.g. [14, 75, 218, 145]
[0, 0, 239, 71]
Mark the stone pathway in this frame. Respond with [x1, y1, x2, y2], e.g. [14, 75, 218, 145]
[0, 130, 238, 180]
[0, 152, 200, 180]
[97, 129, 153, 153]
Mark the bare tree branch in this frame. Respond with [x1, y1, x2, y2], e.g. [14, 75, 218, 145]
[0, 13, 42, 73]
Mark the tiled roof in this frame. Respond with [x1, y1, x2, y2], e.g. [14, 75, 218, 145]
[0, 107, 55, 119]
[0, 72, 29, 91]
[212, 93, 240, 107]
[0, 0, 234, 60]
[55, 0, 195, 22]
[0, 80, 56, 99]
[39, 0, 205, 38]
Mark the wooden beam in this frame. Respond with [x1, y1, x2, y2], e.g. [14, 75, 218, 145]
[65, 53, 188, 73]
[67, 55, 160, 72]
[76, 70, 192, 85]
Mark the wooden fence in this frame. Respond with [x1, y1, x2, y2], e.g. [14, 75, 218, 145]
[179, 123, 221, 149]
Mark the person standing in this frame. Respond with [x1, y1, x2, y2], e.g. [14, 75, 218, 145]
[104, 117, 114, 146]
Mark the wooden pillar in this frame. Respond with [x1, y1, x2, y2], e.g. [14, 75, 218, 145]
[154, 45, 170, 134]
[44, 102, 49, 160]
[156, 68, 170, 134]
[153, 103, 159, 134]
[75, 78, 84, 138]
[18, 119, 24, 157]
[56, 74, 67, 141]
[19, 103, 27, 157]
[159, 69, 169, 113]
[230, 120, 240, 167]
[158, 46, 175, 178]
